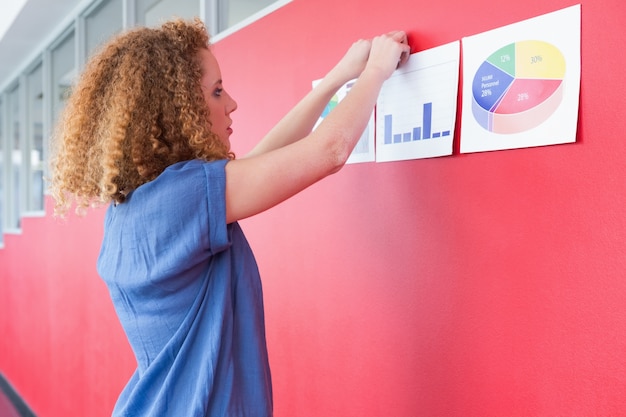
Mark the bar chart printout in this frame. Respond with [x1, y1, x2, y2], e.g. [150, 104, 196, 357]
[383, 103, 452, 143]
[376, 41, 460, 163]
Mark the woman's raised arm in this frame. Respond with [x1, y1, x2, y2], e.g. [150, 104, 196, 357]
[225, 32, 410, 224]
[243, 40, 369, 158]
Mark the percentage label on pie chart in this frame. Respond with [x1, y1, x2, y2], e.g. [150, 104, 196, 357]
[472, 40, 566, 134]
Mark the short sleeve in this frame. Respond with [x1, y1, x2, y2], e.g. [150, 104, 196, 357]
[98, 158, 232, 291]
[202, 159, 230, 255]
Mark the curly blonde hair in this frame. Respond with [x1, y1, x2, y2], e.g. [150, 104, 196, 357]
[49, 18, 233, 217]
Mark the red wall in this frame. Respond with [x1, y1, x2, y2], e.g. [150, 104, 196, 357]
[2, 0, 626, 416]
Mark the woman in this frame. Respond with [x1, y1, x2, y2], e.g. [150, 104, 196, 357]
[49, 18, 409, 417]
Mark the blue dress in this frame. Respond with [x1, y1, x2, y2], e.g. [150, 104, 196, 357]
[97, 159, 273, 416]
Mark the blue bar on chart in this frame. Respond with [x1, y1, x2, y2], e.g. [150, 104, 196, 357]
[413, 127, 421, 140]
[383, 102, 452, 144]
[422, 102, 432, 139]
[384, 115, 393, 144]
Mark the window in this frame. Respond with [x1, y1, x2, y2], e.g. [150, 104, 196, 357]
[0, 96, 4, 242]
[26, 62, 44, 212]
[51, 31, 76, 126]
[224, 0, 280, 30]
[85, 0, 124, 58]
[136, 0, 291, 36]
[7, 85, 21, 230]
[138, 0, 199, 27]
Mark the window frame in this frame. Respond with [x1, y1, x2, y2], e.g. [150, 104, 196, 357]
[4, 81, 24, 233]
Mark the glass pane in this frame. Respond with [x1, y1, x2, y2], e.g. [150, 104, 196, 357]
[27, 63, 44, 212]
[85, 0, 124, 57]
[138, 0, 199, 27]
[8, 86, 21, 229]
[226, 0, 278, 29]
[51, 31, 75, 125]
[0, 97, 4, 241]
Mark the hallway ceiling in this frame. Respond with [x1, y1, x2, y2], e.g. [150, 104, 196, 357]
[0, 0, 82, 87]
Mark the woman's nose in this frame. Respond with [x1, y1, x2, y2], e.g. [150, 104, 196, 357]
[227, 92, 237, 113]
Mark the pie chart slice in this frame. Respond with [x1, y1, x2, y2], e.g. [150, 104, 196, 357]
[321, 94, 339, 118]
[471, 40, 566, 134]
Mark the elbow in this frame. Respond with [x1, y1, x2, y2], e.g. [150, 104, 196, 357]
[326, 131, 353, 174]
[308, 124, 356, 176]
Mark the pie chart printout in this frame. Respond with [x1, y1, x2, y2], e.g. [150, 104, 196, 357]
[472, 40, 566, 134]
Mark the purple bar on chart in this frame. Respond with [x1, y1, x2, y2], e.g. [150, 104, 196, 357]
[413, 127, 421, 140]
[384, 115, 392, 144]
[383, 102, 449, 145]
[423, 102, 432, 139]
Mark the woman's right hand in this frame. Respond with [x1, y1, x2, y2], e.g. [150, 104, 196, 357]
[330, 31, 410, 85]
[364, 31, 411, 80]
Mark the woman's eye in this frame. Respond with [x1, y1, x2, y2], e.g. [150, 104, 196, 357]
[214, 88, 223, 97]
